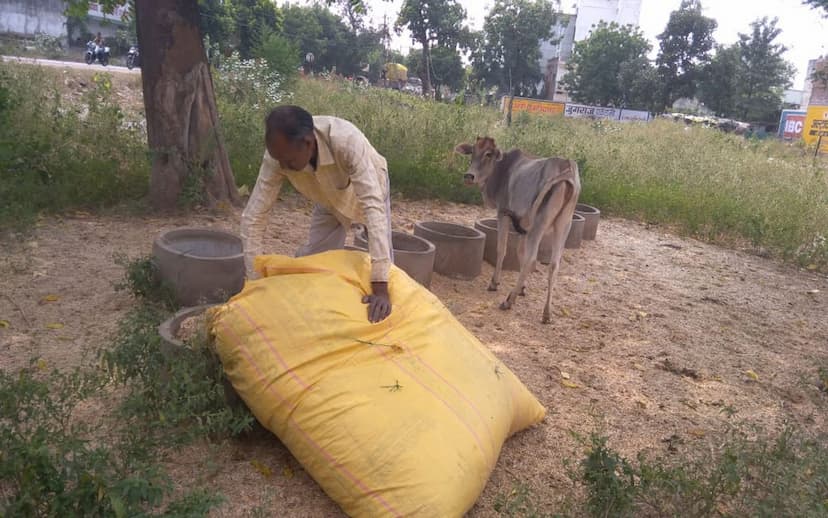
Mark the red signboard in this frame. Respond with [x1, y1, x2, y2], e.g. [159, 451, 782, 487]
[782, 114, 805, 140]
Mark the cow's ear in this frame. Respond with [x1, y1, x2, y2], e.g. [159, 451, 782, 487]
[454, 143, 473, 155]
[494, 148, 503, 161]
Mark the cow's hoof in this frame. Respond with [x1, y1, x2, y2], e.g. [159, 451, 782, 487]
[488, 282, 499, 292]
[499, 300, 512, 311]
[542, 315, 552, 325]
[519, 287, 526, 297]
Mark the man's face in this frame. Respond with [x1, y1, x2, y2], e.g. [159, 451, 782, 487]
[267, 131, 315, 171]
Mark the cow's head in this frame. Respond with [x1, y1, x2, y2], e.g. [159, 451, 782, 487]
[454, 136, 502, 187]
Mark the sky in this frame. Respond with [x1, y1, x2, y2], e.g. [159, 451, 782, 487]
[278, 0, 828, 88]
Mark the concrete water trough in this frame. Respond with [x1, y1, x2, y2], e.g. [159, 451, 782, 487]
[353, 229, 437, 288]
[475, 218, 521, 271]
[575, 203, 601, 240]
[152, 227, 245, 307]
[413, 222, 485, 280]
[564, 213, 585, 249]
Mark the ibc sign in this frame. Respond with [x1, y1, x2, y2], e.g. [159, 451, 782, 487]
[778, 110, 806, 140]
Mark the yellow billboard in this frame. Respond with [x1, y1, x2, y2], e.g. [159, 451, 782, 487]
[803, 105, 828, 154]
[501, 96, 565, 117]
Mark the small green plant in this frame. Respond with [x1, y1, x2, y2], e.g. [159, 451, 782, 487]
[114, 254, 177, 310]
[101, 303, 254, 446]
[579, 435, 636, 517]
[568, 428, 828, 518]
[494, 483, 554, 518]
[0, 362, 171, 516]
[0, 62, 148, 230]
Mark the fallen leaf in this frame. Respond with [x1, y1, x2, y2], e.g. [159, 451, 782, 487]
[250, 460, 273, 478]
[282, 466, 294, 479]
[237, 184, 251, 197]
[561, 379, 579, 389]
[635, 400, 647, 409]
[745, 370, 759, 382]
[46, 323, 65, 330]
[40, 294, 60, 304]
[688, 428, 706, 438]
[637, 311, 649, 319]
[807, 289, 820, 295]
[559, 307, 571, 317]
[806, 264, 818, 271]
[632, 363, 645, 371]
[561, 371, 571, 380]
[0, 320, 9, 329]
[578, 322, 592, 329]
[36, 359, 47, 371]
[588, 278, 598, 284]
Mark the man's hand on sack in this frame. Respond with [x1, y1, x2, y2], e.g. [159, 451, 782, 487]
[363, 282, 392, 323]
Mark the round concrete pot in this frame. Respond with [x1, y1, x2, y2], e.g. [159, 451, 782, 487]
[474, 218, 521, 271]
[152, 227, 245, 307]
[354, 230, 437, 288]
[575, 203, 601, 240]
[565, 213, 585, 249]
[413, 222, 485, 280]
[158, 304, 246, 410]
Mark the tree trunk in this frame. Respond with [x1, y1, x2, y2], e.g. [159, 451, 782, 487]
[136, 0, 240, 210]
[421, 40, 432, 98]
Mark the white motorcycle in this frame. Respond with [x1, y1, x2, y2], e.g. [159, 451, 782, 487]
[85, 41, 110, 66]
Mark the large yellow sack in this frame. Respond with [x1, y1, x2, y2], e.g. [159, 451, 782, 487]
[209, 250, 546, 517]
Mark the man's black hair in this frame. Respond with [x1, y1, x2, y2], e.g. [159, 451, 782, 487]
[265, 105, 314, 143]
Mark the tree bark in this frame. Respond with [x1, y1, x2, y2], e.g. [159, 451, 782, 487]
[136, 0, 240, 210]
[421, 40, 432, 98]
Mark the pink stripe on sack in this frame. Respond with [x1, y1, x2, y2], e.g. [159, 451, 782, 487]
[374, 344, 488, 463]
[355, 304, 489, 458]
[234, 301, 311, 391]
[405, 346, 496, 460]
[218, 319, 402, 518]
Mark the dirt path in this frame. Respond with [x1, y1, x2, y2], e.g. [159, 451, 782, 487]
[1, 55, 139, 75]
[2, 196, 827, 516]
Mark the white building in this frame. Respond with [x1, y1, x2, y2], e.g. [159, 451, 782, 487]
[0, 0, 127, 45]
[538, 0, 643, 102]
[803, 57, 828, 107]
[0, 0, 68, 40]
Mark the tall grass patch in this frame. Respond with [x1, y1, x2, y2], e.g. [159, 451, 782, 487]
[0, 63, 148, 230]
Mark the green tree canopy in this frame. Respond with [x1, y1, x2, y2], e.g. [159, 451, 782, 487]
[396, 0, 469, 96]
[561, 21, 655, 109]
[407, 45, 465, 96]
[656, 0, 717, 110]
[471, 0, 558, 98]
[281, 4, 382, 77]
[803, 0, 828, 15]
[732, 17, 794, 122]
[697, 43, 739, 117]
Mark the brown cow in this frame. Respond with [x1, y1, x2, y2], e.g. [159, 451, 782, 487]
[454, 137, 581, 323]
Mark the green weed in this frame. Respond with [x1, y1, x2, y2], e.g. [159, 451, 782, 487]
[0, 62, 148, 231]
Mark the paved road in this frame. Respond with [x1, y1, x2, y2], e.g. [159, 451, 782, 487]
[1, 55, 140, 75]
